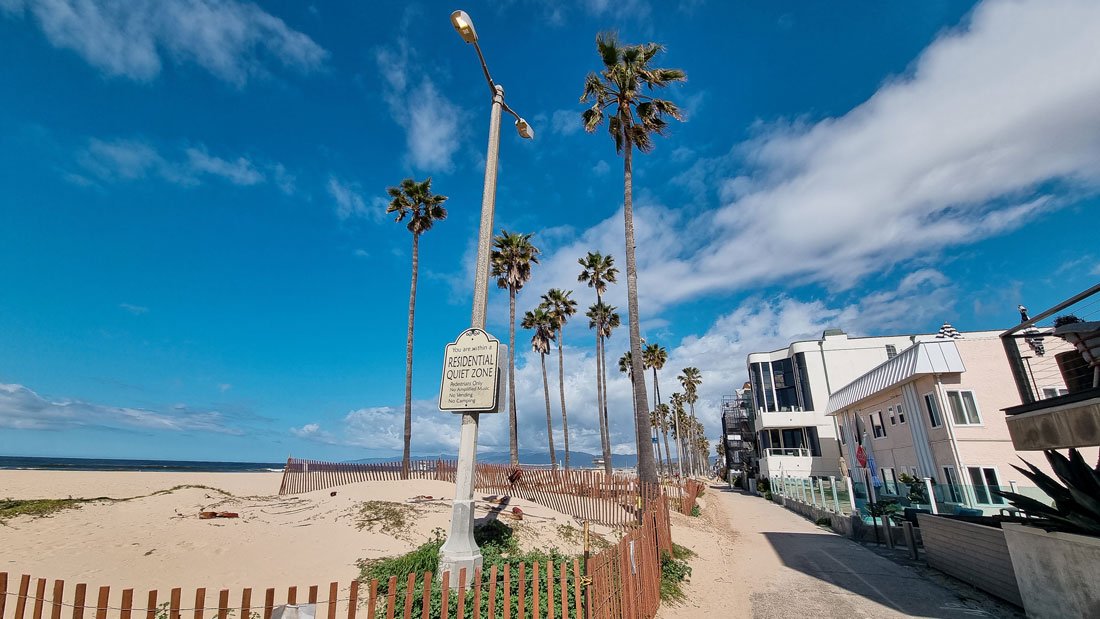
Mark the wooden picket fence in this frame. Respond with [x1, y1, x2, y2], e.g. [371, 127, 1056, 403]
[278, 459, 701, 527]
[0, 499, 674, 619]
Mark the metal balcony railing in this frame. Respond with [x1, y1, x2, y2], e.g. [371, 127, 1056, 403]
[764, 448, 811, 458]
[1001, 282, 1100, 412]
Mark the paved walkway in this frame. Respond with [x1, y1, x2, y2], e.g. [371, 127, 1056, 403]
[658, 485, 1014, 619]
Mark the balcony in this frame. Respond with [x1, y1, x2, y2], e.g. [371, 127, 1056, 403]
[758, 447, 814, 477]
[1001, 283, 1100, 451]
[756, 408, 816, 430]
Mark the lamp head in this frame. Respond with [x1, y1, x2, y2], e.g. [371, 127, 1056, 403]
[450, 10, 478, 43]
[515, 118, 534, 140]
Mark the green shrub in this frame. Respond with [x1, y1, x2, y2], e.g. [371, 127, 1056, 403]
[764, 490, 773, 502]
[815, 517, 831, 526]
[659, 550, 692, 603]
[689, 504, 701, 517]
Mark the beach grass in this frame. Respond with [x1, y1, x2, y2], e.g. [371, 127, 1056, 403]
[1, 484, 241, 524]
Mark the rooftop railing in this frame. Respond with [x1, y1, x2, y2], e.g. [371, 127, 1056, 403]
[1001, 282, 1100, 413]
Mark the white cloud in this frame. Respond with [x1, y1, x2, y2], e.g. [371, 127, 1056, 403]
[592, 160, 610, 176]
[185, 148, 264, 185]
[583, 0, 650, 20]
[327, 175, 386, 221]
[119, 302, 149, 315]
[376, 40, 464, 172]
[1, 0, 327, 84]
[647, 0, 1100, 304]
[551, 109, 581, 136]
[75, 138, 290, 191]
[0, 382, 242, 434]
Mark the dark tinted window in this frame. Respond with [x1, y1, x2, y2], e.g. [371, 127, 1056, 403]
[794, 352, 814, 411]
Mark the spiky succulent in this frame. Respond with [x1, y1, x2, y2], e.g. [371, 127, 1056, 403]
[993, 449, 1100, 536]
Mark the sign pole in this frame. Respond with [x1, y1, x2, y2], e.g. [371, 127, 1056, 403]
[438, 84, 505, 587]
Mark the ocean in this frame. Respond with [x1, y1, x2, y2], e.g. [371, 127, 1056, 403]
[0, 455, 285, 473]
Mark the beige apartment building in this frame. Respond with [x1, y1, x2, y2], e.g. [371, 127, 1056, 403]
[826, 330, 1098, 513]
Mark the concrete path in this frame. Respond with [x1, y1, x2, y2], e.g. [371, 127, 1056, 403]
[658, 485, 1013, 619]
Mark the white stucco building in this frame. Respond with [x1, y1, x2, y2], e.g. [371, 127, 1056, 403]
[747, 329, 935, 480]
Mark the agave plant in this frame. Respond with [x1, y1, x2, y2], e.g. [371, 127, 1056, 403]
[992, 448, 1100, 536]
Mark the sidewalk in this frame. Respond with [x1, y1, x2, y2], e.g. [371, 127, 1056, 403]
[658, 485, 1016, 619]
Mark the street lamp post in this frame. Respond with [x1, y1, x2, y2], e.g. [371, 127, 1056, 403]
[438, 9, 533, 588]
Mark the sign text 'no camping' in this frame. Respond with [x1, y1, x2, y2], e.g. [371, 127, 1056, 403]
[439, 328, 504, 413]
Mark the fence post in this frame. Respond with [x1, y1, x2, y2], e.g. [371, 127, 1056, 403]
[830, 476, 840, 513]
[818, 478, 827, 510]
[923, 477, 939, 514]
[845, 476, 857, 513]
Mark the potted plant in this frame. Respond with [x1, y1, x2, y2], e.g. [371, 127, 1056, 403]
[1053, 314, 1100, 390]
[993, 449, 1100, 618]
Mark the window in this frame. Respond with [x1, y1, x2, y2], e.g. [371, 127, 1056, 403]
[968, 466, 1005, 505]
[923, 393, 943, 428]
[880, 467, 898, 495]
[794, 352, 815, 411]
[945, 390, 982, 425]
[888, 406, 897, 425]
[1042, 387, 1069, 399]
[943, 466, 963, 504]
[897, 402, 906, 424]
[886, 344, 898, 359]
[870, 411, 886, 439]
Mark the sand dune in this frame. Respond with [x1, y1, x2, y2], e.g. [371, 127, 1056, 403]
[0, 471, 602, 596]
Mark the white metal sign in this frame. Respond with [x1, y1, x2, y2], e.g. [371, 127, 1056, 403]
[439, 328, 504, 412]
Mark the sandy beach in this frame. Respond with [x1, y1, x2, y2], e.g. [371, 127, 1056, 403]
[0, 470, 597, 598]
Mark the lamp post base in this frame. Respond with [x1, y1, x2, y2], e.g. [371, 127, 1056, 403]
[437, 497, 483, 588]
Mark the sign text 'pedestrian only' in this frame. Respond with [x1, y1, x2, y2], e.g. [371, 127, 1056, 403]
[438, 328, 505, 413]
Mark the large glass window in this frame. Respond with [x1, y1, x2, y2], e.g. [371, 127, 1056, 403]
[870, 411, 886, 438]
[946, 390, 982, 425]
[923, 393, 942, 428]
[968, 466, 1005, 505]
[749, 363, 765, 412]
[794, 352, 814, 411]
[773, 358, 800, 411]
[760, 362, 776, 411]
[806, 426, 821, 457]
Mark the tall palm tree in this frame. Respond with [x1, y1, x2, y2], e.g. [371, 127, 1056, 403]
[679, 367, 703, 476]
[618, 350, 648, 470]
[386, 177, 448, 478]
[522, 307, 559, 471]
[540, 289, 578, 469]
[642, 343, 668, 474]
[655, 402, 673, 479]
[491, 230, 541, 467]
[586, 301, 620, 475]
[669, 392, 686, 480]
[578, 252, 618, 473]
[581, 32, 685, 486]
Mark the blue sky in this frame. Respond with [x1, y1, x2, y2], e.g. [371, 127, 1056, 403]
[1, 0, 1098, 463]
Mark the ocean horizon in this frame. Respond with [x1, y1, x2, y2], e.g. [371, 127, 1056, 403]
[0, 455, 286, 473]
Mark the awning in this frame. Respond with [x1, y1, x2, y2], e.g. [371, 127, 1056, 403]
[825, 340, 965, 415]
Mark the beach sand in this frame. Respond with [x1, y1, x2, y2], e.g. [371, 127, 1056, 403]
[0, 470, 599, 600]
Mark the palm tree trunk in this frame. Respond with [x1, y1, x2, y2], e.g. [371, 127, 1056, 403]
[673, 411, 684, 481]
[508, 288, 518, 467]
[557, 330, 570, 470]
[688, 401, 699, 477]
[595, 333, 611, 476]
[622, 134, 656, 486]
[600, 332, 613, 476]
[661, 421, 673, 482]
[652, 368, 663, 475]
[401, 232, 419, 480]
[541, 352, 556, 471]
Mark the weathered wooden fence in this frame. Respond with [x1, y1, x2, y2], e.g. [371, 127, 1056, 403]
[0, 499, 674, 619]
[278, 459, 700, 527]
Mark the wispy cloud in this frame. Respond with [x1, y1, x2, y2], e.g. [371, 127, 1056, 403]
[0, 0, 327, 85]
[375, 40, 465, 172]
[551, 109, 582, 136]
[617, 0, 1100, 307]
[0, 382, 242, 434]
[119, 302, 149, 315]
[327, 175, 385, 221]
[75, 137, 292, 192]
